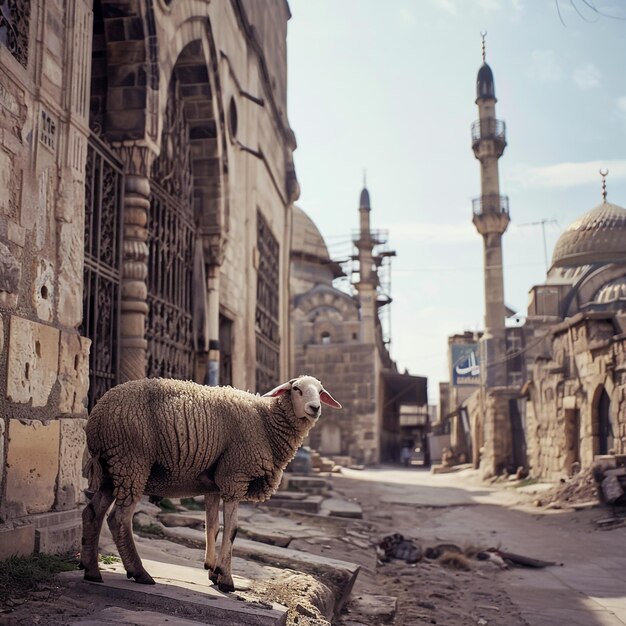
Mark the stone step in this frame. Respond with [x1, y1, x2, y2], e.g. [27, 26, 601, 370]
[232, 538, 360, 616]
[35, 518, 82, 553]
[283, 475, 332, 495]
[61, 559, 288, 626]
[74, 606, 212, 625]
[262, 494, 323, 513]
[320, 497, 363, 519]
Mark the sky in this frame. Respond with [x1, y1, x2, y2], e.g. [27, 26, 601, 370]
[286, 0, 626, 403]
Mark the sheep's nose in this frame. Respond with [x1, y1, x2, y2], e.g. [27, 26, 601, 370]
[307, 403, 320, 413]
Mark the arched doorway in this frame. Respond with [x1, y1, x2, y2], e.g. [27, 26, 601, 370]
[320, 422, 342, 455]
[595, 387, 614, 455]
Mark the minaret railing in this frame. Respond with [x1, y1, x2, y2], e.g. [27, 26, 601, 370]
[472, 194, 509, 216]
[471, 118, 506, 144]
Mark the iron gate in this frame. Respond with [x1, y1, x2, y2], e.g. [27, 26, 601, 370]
[146, 75, 195, 380]
[81, 135, 124, 410]
[255, 210, 280, 393]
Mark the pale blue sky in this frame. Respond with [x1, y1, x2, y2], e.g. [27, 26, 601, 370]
[286, 0, 626, 402]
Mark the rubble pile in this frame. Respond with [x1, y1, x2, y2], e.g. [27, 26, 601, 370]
[538, 467, 599, 507]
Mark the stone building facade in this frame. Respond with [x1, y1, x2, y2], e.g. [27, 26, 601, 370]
[522, 192, 626, 479]
[290, 191, 427, 465]
[0, 0, 297, 556]
[462, 43, 626, 480]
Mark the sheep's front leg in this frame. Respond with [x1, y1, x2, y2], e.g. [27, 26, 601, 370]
[107, 500, 155, 585]
[204, 492, 221, 580]
[213, 500, 238, 592]
[80, 488, 115, 582]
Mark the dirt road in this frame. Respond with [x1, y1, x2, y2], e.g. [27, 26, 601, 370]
[318, 467, 626, 626]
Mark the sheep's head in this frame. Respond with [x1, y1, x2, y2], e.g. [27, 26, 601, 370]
[263, 375, 341, 422]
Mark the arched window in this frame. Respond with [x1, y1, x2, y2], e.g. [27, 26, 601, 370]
[321, 331, 331, 345]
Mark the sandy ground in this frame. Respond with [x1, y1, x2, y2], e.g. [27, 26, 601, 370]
[2, 466, 623, 625]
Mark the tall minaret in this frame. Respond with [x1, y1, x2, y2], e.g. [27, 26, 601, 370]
[472, 33, 509, 388]
[355, 184, 377, 344]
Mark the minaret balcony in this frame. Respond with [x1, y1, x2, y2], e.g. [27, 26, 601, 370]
[472, 194, 510, 235]
[471, 118, 507, 157]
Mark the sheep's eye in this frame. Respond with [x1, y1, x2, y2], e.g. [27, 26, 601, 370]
[292, 386, 302, 395]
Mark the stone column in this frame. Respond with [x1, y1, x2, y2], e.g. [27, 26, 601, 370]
[116, 144, 154, 382]
[203, 235, 224, 386]
[206, 264, 220, 386]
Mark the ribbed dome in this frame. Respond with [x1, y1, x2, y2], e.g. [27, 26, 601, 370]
[552, 201, 626, 268]
[359, 187, 371, 209]
[291, 205, 331, 263]
[477, 63, 495, 100]
[593, 276, 626, 305]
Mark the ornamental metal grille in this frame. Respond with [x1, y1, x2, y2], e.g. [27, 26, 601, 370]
[255, 211, 280, 393]
[81, 135, 124, 410]
[146, 75, 195, 380]
[0, 0, 30, 67]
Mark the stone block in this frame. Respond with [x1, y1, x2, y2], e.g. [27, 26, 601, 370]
[35, 519, 82, 554]
[5, 419, 60, 516]
[7, 316, 59, 406]
[57, 221, 84, 327]
[58, 332, 91, 414]
[56, 418, 88, 510]
[33, 257, 55, 322]
[0, 525, 35, 560]
[0, 241, 20, 307]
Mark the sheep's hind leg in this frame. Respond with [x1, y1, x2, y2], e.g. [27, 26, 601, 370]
[80, 487, 115, 582]
[107, 499, 155, 584]
[213, 500, 238, 592]
[204, 492, 221, 581]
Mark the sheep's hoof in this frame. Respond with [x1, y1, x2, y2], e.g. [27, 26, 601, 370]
[218, 579, 235, 593]
[132, 570, 156, 585]
[127, 568, 156, 584]
[84, 572, 103, 583]
[209, 570, 219, 584]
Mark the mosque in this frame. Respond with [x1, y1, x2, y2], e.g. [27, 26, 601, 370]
[444, 39, 626, 479]
[289, 191, 428, 465]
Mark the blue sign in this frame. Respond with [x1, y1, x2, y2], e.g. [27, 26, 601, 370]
[451, 344, 480, 386]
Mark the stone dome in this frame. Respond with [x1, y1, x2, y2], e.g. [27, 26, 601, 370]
[291, 205, 331, 264]
[476, 63, 495, 100]
[551, 201, 626, 268]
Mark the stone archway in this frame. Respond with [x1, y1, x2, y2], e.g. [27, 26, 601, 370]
[146, 39, 226, 381]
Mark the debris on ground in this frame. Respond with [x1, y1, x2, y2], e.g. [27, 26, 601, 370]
[375, 533, 422, 564]
[535, 466, 600, 508]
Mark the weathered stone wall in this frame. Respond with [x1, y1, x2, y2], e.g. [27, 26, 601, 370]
[526, 315, 626, 479]
[297, 343, 378, 464]
[0, 0, 92, 546]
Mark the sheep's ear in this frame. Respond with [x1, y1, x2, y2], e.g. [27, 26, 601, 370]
[262, 379, 295, 397]
[320, 390, 342, 409]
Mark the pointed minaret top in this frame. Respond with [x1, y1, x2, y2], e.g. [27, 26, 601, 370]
[359, 179, 371, 210]
[600, 168, 609, 202]
[476, 31, 495, 101]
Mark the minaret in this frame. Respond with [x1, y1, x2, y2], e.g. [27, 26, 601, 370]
[471, 33, 509, 388]
[355, 184, 377, 344]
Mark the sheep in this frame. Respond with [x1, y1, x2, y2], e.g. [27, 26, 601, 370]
[80, 375, 341, 592]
